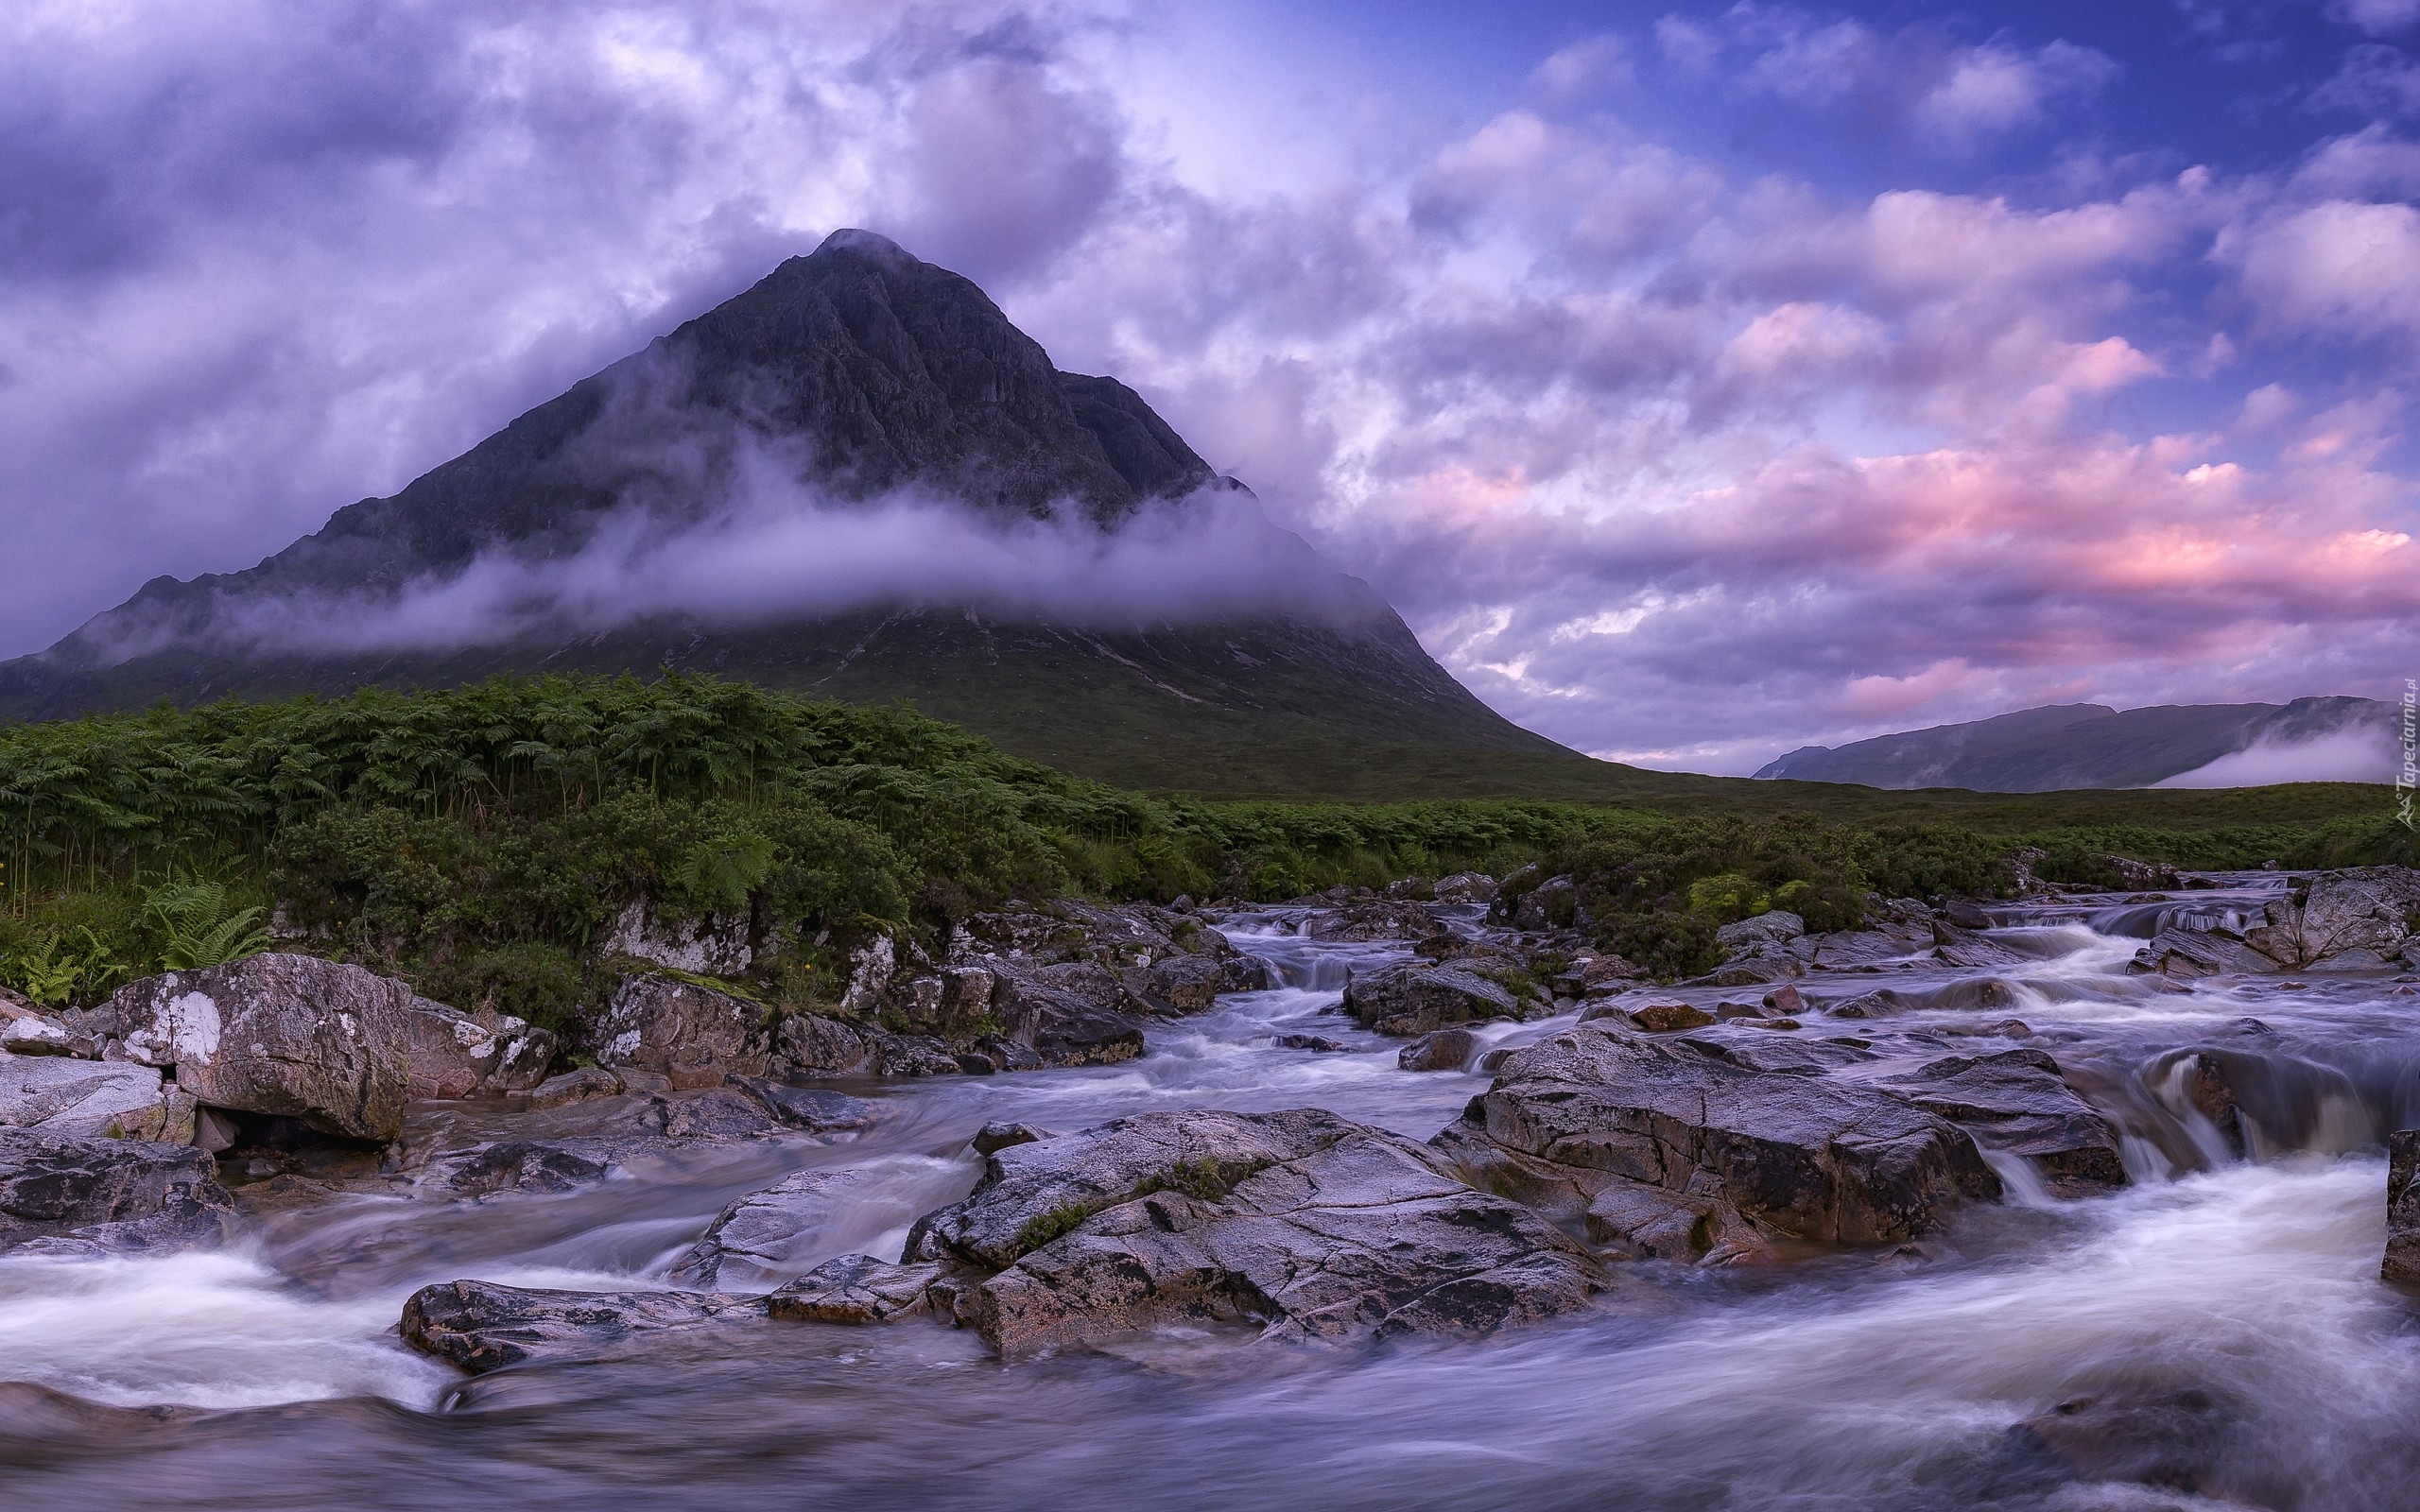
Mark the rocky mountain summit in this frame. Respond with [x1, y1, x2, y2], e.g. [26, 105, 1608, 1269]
[0, 231, 1576, 796]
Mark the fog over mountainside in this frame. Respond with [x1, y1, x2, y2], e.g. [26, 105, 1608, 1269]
[0, 231, 1579, 794]
[1754, 696, 2399, 792]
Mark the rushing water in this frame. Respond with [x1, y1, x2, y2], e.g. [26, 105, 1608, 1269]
[6, 876, 2420, 1509]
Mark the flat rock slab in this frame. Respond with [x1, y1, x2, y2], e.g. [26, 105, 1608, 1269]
[0, 1054, 191, 1141]
[768, 1255, 942, 1324]
[0, 1128, 234, 1255]
[906, 1108, 1603, 1355]
[1448, 1025, 2000, 1246]
[400, 1280, 766, 1374]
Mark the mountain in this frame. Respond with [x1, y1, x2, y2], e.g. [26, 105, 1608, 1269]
[1753, 696, 2398, 791]
[0, 230, 1593, 797]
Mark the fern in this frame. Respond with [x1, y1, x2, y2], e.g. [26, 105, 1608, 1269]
[143, 882, 271, 971]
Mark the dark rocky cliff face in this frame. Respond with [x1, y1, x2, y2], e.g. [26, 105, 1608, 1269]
[0, 231, 1579, 791]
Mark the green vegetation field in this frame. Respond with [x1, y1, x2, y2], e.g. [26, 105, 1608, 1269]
[2, 676, 2408, 1022]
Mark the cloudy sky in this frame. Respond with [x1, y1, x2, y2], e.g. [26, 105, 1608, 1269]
[5, 0, 2418, 772]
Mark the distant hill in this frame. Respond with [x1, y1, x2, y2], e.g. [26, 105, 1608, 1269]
[1753, 696, 2397, 791]
[0, 230, 1581, 793]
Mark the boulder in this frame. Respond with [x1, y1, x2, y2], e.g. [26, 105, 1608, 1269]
[399, 1280, 764, 1374]
[601, 897, 752, 975]
[671, 1165, 922, 1289]
[1716, 910, 1805, 951]
[1143, 952, 1225, 1013]
[0, 1054, 195, 1141]
[2000, 1383, 2269, 1504]
[1397, 1027, 1480, 1072]
[1761, 983, 1806, 1016]
[432, 1140, 614, 1197]
[1340, 963, 1521, 1037]
[404, 1000, 559, 1099]
[2128, 927, 2282, 978]
[973, 1121, 1051, 1155]
[1274, 1033, 1350, 1053]
[724, 1076, 878, 1133]
[1885, 1049, 2126, 1194]
[522, 1066, 624, 1109]
[1431, 871, 1498, 904]
[108, 954, 414, 1142]
[1305, 901, 1446, 942]
[1443, 1025, 2000, 1249]
[772, 1012, 872, 1074]
[2242, 867, 2420, 968]
[1511, 876, 1590, 933]
[985, 966, 1147, 1066]
[903, 1108, 1602, 1354]
[1625, 999, 1716, 1033]
[768, 1255, 942, 1324]
[0, 1128, 234, 1254]
[2386, 1128, 2420, 1288]
[1940, 899, 1995, 930]
[0, 994, 88, 1057]
[589, 974, 770, 1091]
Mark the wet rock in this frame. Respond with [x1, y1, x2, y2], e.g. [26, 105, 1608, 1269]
[1761, 983, 1806, 1016]
[2000, 1384, 2266, 1503]
[434, 1140, 612, 1197]
[670, 1167, 894, 1288]
[1432, 871, 1497, 904]
[1341, 963, 1521, 1037]
[1274, 1033, 1350, 1053]
[1143, 952, 1225, 1013]
[904, 1107, 1602, 1355]
[768, 1255, 942, 1323]
[2385, 1128, 2420, 1288]
[1828, 988, 1917, 1019]
[1886, 1049, 2127, 1195]
[1794, 923, 1936, 971]
[0, 1054, 195, 1141]
[399, 1280, 763, 1374]
[1940, 899, 1995, 930]
[600, 897, 752, 976]
[1444, 1025, 2000, 1246]
[645, 1087, 784, 1140]
[1716, 910, 1804, 951]
[0, 1129, 234, 1255]
[983, 967, 1146, 1067]
[404, 1000, 559, 1100]
[107, 954, 414, 1142]
[522, 1066, 624, 1109]
[1626, 999, 1716, 1033]
[1713, 1001, 1766, 1022]
[1305, 900, 1446, 942]
[588, 975, 770, 1091]
[1928, 925, 2039, 971]
[725, 1076, 877, 1133]
[2128, 927, 2282, 978]
[2146, 1046, 2364, 1160]
[951, 900, 1264, 1005]
[974, 1121, 1051, 1155]
[1397, 1027, 1480, 1072]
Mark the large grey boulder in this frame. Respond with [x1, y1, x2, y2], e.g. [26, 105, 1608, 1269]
[0, 1053, 196, 1142]
[2129, 927, 2283, 978]
[107, 954, 414, 1142]
[400, 1280, 764, 1374]
[904, 1108, 1602, 1355]
[404, 1000, 559, 1099]
[1440, 1025, 2000, 1256]
[590, 974, 770, 1090]
[0, 1128, 234, 1255]
[1884, 1049, 2126, 1195]
[1341, 963, 1523, 1037]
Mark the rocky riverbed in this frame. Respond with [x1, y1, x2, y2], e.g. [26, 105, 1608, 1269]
[4, 868, 2420, 1509]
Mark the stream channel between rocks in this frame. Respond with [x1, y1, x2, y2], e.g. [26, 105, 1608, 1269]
[4, 874, 2419, 1510]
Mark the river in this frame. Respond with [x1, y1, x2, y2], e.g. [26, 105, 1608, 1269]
[4, 874, 2416, 1509]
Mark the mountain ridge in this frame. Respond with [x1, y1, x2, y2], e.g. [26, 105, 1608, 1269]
[0, 230, 1590, 795]
[1754, 696, 2397, 791]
